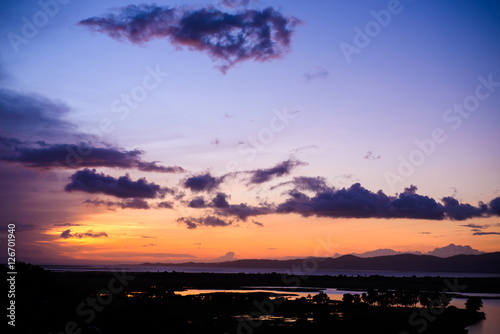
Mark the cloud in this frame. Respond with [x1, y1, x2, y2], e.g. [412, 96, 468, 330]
[271, 176, 328, 192]
[183, 173, 224, 192]
[142, 243, 156, 247]
[274, 183, 500, 221]
[65, 169, 167, 199]
[177, 215, 232, 229]
[52, 223, 87, 227]
[252, 220, 263, 227]
[60, 229, 108, 239]
[473, 231, 500, 236]
[79, 5, 301, 73]
[419, 232, 431, 234]
[1, 142, 183, 172]
[489, 196, 500, 216]
[216, 202, 273, 220]
[248, 158, 306, 184]
[303, 66, 329, 81]
[141, 236, 158, 239]
[212, 192, 230, 208]
[209, 192, 273, 220]
[188, 197, 207, 208]
[442, 197, 487, 221]
[157, 201, 174, 209]
[84, 198, 150, 210]
[215, 251, 236, 261]
[364, 151, 381, 160]
[460, 223, 490, 229]
[0, 88, 76, 141]
[277, 183, 446, 220]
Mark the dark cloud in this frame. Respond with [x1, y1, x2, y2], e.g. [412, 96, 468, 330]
[442, 197, 487, 221]
[252, 220, 263, 227]
[271, 176, 328, 192]
[84, 198, 150, 210]
[60, 229, 108, 239]
[183, 173, 224, 192]
[489, 196, 500, 216]
[157, 201, 174, 209]
[473, 231, 500, 236]
[177, 215, 232, 229]
[65, 169, 166, 199]
[277, 183, 446, 220]
[52, 223, 86, 227]
[459, 223, 490, 229]
[0, 88, 76, 141]
[303, 66, 329, 81]
[212, 192, 230, 208]
[388, 187, 445, 220]
[249, 158, 306, 184]
[1, 142, 183, 172]
[212, 192, 274, 220]
[79, 5, 301, 72]
[364, 151, 381, 160]
[188, 197, 207, 208]
[0, 136, 25, 148]
[274, 183, 499, 221]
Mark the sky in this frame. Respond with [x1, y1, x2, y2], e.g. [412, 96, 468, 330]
[0, 0, 499, 265]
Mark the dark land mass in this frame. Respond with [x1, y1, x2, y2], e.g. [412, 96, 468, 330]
[4, 263, 496, 334]
[142, 252, 500, 273]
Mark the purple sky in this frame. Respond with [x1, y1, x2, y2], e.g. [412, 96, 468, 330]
[0, 0, 499, 264]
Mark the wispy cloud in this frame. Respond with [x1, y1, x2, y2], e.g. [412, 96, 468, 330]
[177, 215, 232, 229]
[473, 231, 500, 236]
[84, 198, 150, 210]
[60, 229, 108, 239]
[248, 158, 306, 184]
[303, 66, 329, 81]
[364, 151, 381, 160]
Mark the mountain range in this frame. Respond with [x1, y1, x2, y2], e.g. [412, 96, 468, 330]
[332, 243, 484, 258]
[141, 245, 499, 273]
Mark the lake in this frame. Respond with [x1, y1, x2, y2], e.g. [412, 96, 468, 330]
[178, 286, 500, 334]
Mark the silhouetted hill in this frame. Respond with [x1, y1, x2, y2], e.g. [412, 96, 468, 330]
[142, 252, 500, 273]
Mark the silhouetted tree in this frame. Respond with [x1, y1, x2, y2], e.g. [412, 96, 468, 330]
[313, 292, 330, 304]
[419, 292, 432, 308]
[342, 293, 354, 305]
[465, 297, 483, 312]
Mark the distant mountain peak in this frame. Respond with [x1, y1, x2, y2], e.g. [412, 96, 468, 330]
[335, 244, 484, 259]
[426, 243, 484, 258]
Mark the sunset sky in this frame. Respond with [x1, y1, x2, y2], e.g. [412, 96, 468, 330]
[1, 0, 500, 265]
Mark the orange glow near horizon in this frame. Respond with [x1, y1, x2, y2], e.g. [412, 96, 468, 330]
[30, 210, 500, 265]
